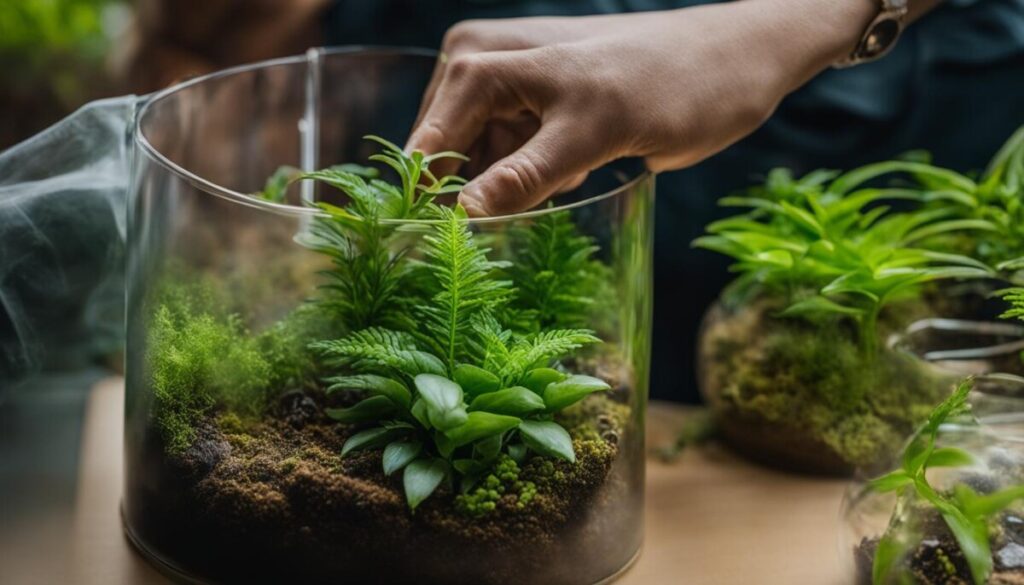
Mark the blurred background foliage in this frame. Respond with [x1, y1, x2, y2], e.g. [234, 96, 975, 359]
[0, 0, 132, 149]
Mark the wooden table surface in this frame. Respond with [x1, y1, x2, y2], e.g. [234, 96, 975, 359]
[67, 379, 850, 585]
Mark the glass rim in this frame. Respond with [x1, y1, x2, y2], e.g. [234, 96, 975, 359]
[134, 45, 654, 224]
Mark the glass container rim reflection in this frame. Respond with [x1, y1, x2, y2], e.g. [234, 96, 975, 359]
[134, 45, 654, 224]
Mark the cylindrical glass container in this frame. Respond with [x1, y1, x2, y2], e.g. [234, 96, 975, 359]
[123, 49, 654, 585]
[841, 374, 1024, 585]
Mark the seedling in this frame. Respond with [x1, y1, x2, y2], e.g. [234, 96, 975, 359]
[868, 379, 1024, 584]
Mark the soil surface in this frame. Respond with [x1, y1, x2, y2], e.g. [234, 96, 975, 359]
[123, 387, 641, 585]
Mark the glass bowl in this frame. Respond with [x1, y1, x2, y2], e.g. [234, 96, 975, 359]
[841, 374, 1024, 585]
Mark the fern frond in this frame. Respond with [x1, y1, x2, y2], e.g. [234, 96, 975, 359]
[509, 210, 608, 330]
[1001, 288, 1024, 322]
[500, 329, 600, 384]
[418, 206, 514, 370]
[312, 327, 445, 378]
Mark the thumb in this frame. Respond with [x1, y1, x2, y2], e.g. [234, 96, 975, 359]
[458, 121, 607, 217]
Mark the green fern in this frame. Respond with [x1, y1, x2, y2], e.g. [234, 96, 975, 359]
[417, 206, 513, 370]
[508, 210, 610, 330]
[1001, 288, 1024, 322]
[311, 327, 445, 379]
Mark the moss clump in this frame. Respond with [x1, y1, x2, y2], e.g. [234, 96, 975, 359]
[149, 296, 271, 454]
[257, 303, 334, 390]
[456, 455, 538, 518]
[703, 300, 950, 470]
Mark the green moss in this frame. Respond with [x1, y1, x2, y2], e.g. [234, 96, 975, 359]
[257, 302, 332, 390]
[710, 304, 951, 468]
[455, 455, 539, 518]
[149, 292, 272, 454]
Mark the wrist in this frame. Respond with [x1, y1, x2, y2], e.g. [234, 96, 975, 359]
[745, 0, 878, 89]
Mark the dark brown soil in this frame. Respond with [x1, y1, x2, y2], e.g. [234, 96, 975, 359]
[854, 499, 1024, 584]
[123, 390, 642, 585]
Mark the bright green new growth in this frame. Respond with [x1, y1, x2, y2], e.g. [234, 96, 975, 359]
[299, 138, 612, 510]
[1001, 288, 1024, 322]
[869, 379, 1024, 585]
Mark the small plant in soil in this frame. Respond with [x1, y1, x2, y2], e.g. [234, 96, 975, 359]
[135, 137, 636, 584]
[856, 377, 1024, 585]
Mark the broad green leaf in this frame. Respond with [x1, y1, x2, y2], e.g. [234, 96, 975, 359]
[872, 530, 911, 585]
[473, 433, 503, 461]
[868, 470, 913, 493]
[383, 440, 422, 476]
[453, 364, 501, 397]
[415, 374, 467, 431]
[781, 296, 865, 319]
[444, 412, 521, 448]
[326, 396, 396, 424]
[519, 420, 576, 463]
[341, 427, 398, 457]
[902, 219, 999, 245]
[925, 447, 977, 469]
[404, 458, 449, 510]
[956, 484, 1024, 518]
[521, 368, 566, 395]
[543, 375, 611, 412]
[469, 387, 546, 416]
[941, 508, 991, 585]
[325, 374, 411, 409]
[410, 398, 432, 429]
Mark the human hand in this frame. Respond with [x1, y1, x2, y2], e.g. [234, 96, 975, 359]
[406, 0, 876, 216]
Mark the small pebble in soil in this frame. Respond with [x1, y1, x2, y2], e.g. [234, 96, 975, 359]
[999, 543, 1024, 570]
[278, 390, 319, 428]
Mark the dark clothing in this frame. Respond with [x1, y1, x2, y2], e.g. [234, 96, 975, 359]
[325, 0, 1024, 402]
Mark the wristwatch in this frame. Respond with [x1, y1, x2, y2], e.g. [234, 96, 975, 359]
[834, 0, 909, 68]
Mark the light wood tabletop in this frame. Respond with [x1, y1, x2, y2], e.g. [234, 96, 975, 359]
[66, 378, 850, 585]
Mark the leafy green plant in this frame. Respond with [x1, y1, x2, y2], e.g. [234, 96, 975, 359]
[695, 162, 994, 355]
[869, 379, 1024, 585]
[311, 207, 609, 509]
[292, 136, 468, 331]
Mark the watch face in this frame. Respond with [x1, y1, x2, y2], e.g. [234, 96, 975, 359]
[862, 19, 901, 59]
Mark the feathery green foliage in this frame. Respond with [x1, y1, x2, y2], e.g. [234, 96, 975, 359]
[313, 207, 608, 509]
[869, 379, 1024, 585]
[417, 205, 513, 369]
[507, 210, 612, 330]
[293, 136, 468, 332]
[1001, 288, 1024, 322]
[295, 140, 611, 509]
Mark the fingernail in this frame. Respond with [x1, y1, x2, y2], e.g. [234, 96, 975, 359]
[458, 187, 489, 217]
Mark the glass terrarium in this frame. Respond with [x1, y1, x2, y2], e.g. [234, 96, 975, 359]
[842, 374, 1024, 585]
[122, 49, 654, 585]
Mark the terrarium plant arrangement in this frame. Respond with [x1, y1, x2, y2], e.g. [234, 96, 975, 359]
[129, 137, 646, 585]
[696, 125, 1024, 475]
[846, 370, 1024, 584]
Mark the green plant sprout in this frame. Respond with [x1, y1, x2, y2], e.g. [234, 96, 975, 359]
[868, 379, 1024, 585]
[695, 164, 993, 356]
[294, 138, 612, 510]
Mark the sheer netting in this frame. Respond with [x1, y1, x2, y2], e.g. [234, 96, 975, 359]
[0, 96, 140, 393]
